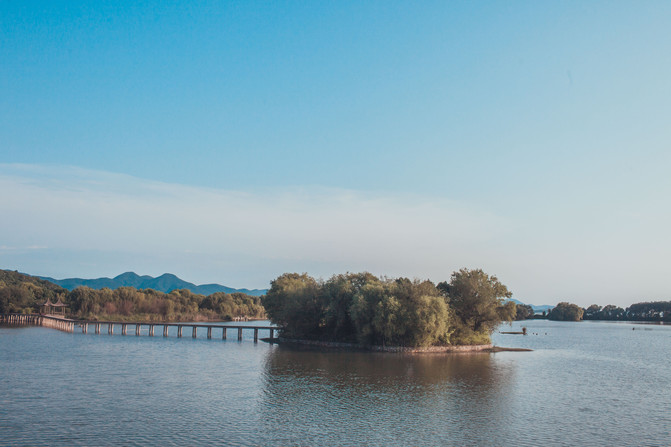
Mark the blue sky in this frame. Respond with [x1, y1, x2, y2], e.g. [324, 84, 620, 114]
[1, 1, 670, 306]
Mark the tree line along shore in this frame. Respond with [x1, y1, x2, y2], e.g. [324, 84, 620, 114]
[2, 269, 669, 346]
[532, 301, 671, 322]
[2, 267, 519, 347]
[0, 270, 264, 322]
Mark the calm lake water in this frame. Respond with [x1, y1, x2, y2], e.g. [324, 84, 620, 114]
[1, 319, 670, 446]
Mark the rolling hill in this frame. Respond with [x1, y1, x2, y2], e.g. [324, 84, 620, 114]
[39, 272, 267, 296]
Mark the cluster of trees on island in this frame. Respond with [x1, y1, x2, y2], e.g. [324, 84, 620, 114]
[0, 270, 265, 321]
[263, 269, 516, 347]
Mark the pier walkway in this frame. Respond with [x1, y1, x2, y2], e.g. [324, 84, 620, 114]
[0, 313, 278, 342]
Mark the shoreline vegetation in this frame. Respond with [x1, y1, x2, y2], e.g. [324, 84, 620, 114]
[0, 270, 265, 322]
[272, 337, 533, 353]
[521, 301, 671, 322]
[263, 269, 517, 348]
[3, 267, 669, 339]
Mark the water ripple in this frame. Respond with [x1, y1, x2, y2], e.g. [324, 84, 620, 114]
[1, 321, 670, 446]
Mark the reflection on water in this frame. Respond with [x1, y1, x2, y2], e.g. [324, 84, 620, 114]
[1, 320, 670, 446]
[258, 347, 515, 446]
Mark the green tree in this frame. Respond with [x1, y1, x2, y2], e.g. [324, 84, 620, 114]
[322, 272, 378, 343]
[350, 280, 390, 345]
[372, 293, 402, 346]
[547, 302, 583, 321]
[514, 303, 534, 320]
[583, 304, 601, 320]
[407, 294, 452, 347]
[262, 273, 324, 339]
[601, 304, 625, 320]
[388, 278, 453, 347]
[626, 301, 671, 321]
[438, 268, 514, 344]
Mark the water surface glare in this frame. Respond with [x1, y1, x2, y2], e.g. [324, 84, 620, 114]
[1, 320, 670, 446]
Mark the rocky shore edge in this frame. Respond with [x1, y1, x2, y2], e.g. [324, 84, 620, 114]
[267, 337, 532, 353]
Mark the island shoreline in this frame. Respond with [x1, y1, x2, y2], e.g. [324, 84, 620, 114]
[267, 337, 532, 353]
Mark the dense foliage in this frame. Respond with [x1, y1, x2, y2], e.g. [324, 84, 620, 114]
[0, 270, 264, 321]
[542, 301, 671, 322]
[583, 304, 625, 320]
[583, 301, 671, 322]
[0, 270, 64, 314]
[547, 302, 584, 321]
[622, 301, 671, 321]
[514, 304, 535, 320]
[263, 269, 516, 347]
[438, 269, 516, 345]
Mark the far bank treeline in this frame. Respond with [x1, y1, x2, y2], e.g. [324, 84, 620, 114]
[263, 269, 517, 347]
[544, 301, 671, 322]
[0, 270, 265, 322]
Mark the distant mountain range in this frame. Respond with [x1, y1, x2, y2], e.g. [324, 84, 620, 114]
[39, 272, 267, 297]
[32, 271, 550, 308]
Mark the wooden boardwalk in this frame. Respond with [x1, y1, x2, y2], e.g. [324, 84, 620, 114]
[1, 313, 278, 342]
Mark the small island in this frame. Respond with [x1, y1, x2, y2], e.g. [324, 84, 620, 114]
[262, 268, 520, 352]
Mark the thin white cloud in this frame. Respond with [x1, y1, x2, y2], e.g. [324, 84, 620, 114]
[0, 163, 509, 287]
[2, 163, 669, 307]
[0, 245, 49, 250]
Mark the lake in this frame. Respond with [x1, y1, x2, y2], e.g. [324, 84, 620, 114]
[1, 319, 670, 446]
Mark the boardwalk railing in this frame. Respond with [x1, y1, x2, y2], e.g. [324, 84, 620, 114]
[1, 313, 278, 342]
